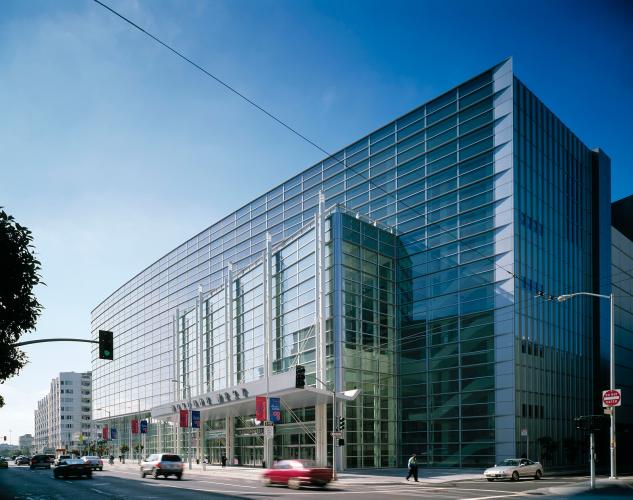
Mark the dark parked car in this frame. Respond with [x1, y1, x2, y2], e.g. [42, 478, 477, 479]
[0, 457, 8, 469]
[30, 454, 52, 470]
[16, 456, 31, 466]
[261, 460, 332, 489]
[53, 459, 92, 479]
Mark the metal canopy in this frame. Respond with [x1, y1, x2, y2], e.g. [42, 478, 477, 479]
[151, 370, 354, 421]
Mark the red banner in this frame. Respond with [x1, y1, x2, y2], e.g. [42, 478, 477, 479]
[179, 409, 189, 428]
[131, 419, 139, 434]
[102, 425, 109, 440]
[256, 396, 267, 422]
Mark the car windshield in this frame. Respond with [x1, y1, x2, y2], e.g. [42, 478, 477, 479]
[62, 459, 85, 465]
[161, 455, 181, 462]
[84, 456, 100, 460]
[501, 459, 520, 466]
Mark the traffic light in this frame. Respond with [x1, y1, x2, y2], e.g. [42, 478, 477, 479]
[575, 415, 609, 431]
[295, 364, 305, 389]
[338, 416, 345, 430]
[3, 436, 5, 441]
[99, 330, 114, 360]
[337, 438, 345, 446]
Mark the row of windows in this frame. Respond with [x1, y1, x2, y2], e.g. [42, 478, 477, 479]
[95, 77, 495, 312]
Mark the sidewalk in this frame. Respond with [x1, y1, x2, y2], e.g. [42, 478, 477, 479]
[107, 461, 483, 485]
[542, 477, 633, 497]
[106, 461, 633, 493]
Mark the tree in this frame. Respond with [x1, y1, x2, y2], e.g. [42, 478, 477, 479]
[0, 207, 43, 407]
[95, 440, 109, 457]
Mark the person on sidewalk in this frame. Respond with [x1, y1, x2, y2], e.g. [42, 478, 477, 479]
[221, 454, 227, 468]
[406, 453, 418, 482]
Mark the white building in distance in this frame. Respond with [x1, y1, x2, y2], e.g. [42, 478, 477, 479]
[34, 372, 94, 453]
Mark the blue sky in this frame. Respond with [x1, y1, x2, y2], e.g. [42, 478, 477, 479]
[1, 0, 631, 439]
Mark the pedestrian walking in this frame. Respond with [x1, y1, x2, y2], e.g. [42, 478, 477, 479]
[221, 454, 227, 468]
[406, 453, 419, 482]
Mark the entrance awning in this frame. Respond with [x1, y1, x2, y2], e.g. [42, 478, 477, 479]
[151, 369, 355, 421]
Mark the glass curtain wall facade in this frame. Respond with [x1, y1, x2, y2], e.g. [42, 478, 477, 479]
[91, 58, 609, 467]
[512, 79, 604, 466]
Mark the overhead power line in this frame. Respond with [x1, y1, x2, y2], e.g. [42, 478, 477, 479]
[92, 0, 329, 158]
[93, 0, 614, 306]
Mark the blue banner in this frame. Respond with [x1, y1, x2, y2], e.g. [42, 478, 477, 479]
[192, 410, 201, 429]
[110, 427, 117, 440]
[140, 420, 148, 434]
[269, 397, 281, 423]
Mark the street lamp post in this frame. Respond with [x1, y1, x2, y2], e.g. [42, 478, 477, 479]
[172, 379, 193, 470]
[556, 292, 617, 479]
[136, 399, 142, 464]
[313, 375, 361, 481]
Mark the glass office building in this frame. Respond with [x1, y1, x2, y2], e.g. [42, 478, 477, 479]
[91, 58, 612, 468]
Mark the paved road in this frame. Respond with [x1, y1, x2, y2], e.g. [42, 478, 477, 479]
[1, 463, 632, 499]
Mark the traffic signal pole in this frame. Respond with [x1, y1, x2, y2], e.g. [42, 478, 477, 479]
[590, 432, 595, 489]
[13, 338, 98, 347]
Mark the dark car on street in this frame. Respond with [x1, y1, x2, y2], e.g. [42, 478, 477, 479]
[15, 456, 31, 466]
[53, 458, 92, 479]
[30, 454, 52, 470]
[261, 460, 332, 489]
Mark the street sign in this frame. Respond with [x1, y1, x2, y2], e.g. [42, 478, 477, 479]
[331, 431, 342, 438]
[264, 425, 274, 439]
[604, 408, 613, 415]
[192, 410, 201, 429]
[131, 419, 139, 434]
[602, 389, 622, 407]
[140, 420, 148, 434]
[521, 428, 528, 437]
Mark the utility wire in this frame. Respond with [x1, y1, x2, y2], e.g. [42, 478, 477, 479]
[93, 0, 619, 307]
[92, 0, 522, 284]
[92, 0, 330, 158]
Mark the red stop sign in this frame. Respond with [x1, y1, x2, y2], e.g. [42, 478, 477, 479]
[602, 389, 621, 407]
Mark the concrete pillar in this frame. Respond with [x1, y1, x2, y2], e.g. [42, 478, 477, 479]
[315, 403, 328, 466]
[225, 416, 234, 466]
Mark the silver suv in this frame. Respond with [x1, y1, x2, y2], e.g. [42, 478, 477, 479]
[140, 453, 183, 480]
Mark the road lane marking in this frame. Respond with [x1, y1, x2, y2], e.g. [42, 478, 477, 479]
[463, 494, 526, 500]
[196, 480, 257, 488]
[91, 488, 108, 494]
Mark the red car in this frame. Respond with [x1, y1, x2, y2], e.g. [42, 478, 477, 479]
[261, 460, 333, 489]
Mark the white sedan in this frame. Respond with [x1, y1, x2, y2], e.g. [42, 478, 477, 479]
[484, 458, 543, 481]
